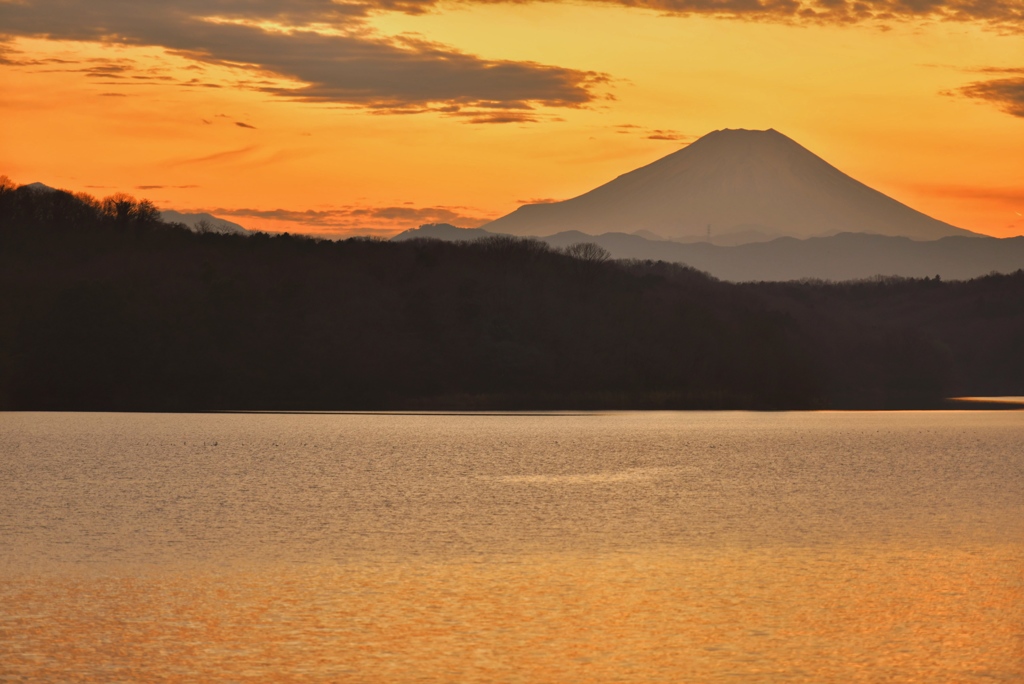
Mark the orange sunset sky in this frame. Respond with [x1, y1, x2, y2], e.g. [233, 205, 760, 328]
[1, 0, 1022, 238]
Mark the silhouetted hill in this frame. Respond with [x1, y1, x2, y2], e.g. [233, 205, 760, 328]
[2, 181, 1022, 411]
[485, 129, 975, 242]
[395, 223, 1024, 281]
[13, 180, 253, 236]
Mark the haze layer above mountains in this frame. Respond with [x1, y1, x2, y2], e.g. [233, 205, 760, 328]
[485, 128, 974, 243]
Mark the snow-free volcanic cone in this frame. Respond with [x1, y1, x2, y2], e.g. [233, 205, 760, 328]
[484, 129, 973, 243]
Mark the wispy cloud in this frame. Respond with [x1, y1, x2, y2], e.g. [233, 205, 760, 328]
[955, 76, 1024, 117]
[615, 123, 695, 141]
[970, 66, 1024, 74]
[604, 0, 1023, 29]
[170, 145, 259, 166]
[202, 202, 498, 235]
[646, 129, 692, 141]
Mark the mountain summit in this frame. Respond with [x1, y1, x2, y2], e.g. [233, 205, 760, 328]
[484, 129, 973, 243]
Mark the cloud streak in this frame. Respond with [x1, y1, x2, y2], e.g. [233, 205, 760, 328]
[645, 128, 692, 141]
[603, 0, 1022, 28]
[957, 76, 1024, 117]
[202, 203, 497, 235]
[615, 123, 695, 141]
[170, 145, 259, 166]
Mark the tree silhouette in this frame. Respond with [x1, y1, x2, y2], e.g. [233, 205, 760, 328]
[564, 242, 611, 263]
[100, 193, 161, 228]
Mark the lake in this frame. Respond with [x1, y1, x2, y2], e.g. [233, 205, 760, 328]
[1, 411, 1021, 681]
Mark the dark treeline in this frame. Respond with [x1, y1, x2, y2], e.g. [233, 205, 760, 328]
[1, 180, 1022, 411]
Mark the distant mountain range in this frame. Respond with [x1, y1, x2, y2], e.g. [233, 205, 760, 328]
[485, 128, 975, 243]
[22, 182, 59, 193]
[159, 210, 251, 236]
[393, 224, 1024, 282]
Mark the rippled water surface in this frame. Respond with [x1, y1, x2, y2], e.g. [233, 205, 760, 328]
[1, 411, 1022, 681]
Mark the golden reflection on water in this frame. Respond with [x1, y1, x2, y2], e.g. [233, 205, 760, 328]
[3, 545, 1021, 682]
[3, 411, 1022, 681]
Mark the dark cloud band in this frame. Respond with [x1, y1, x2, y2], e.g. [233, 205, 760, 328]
[1, 0, 1019, 124]
[0, 1, 605, 118]
[958, 77, 1024, 117]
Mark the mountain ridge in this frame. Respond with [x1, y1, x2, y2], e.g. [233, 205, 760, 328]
[393, 223, 1023, 282]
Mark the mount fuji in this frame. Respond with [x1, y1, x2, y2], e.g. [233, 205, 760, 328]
[484, 129, 975, 243]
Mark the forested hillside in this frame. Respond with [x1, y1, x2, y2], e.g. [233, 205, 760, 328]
[2, 181, 1022, 411]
